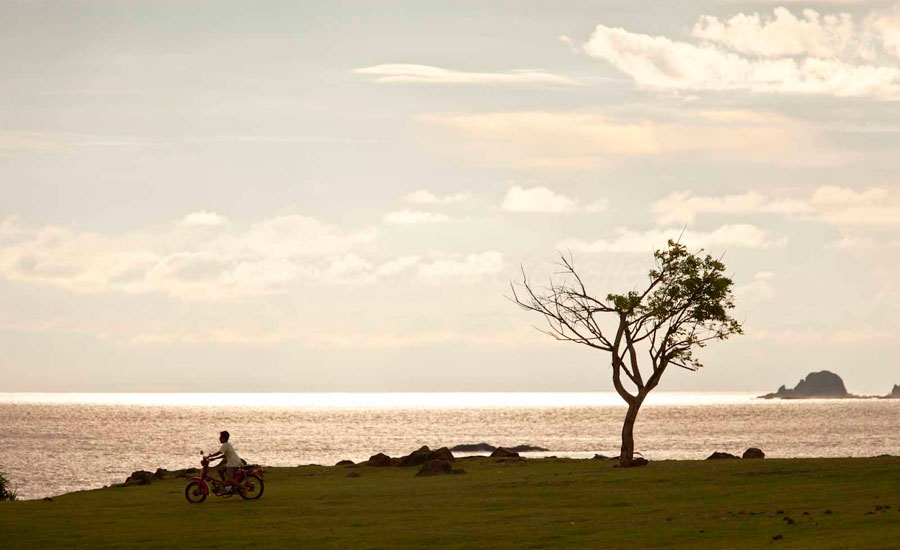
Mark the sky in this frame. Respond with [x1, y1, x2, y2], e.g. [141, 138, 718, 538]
[1, 0, 899, 393]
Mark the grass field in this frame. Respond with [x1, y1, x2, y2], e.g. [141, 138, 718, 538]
[2, 456, 899, 549]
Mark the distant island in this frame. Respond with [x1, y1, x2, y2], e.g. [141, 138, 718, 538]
[760, 370, 900, 399]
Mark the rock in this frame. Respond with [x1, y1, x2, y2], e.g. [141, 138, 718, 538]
[760, 371, 849, 399]
[449, 442, 548, 453]
[707, 452, 739, 460]
[742, 447, 765, 459]
[450, 442, 495, 453]
[397, 445, 432, 467]
[773, 534, 783, 541]
[884, 384, 900, 399]
[42, 497, 53, 502]
[415, 459, 453, 477]
[490, 447, 520, 458]
[346, 472, 361, 478]
[396, 446, 455, 467]
[335, 459, 354, 466]
[508, 444, 549, 453]
[124, 470, 154, 486]
[153, 468, 168, 480]
[630, 457, 649, 467]
[429, 447, 455, 462]
[365, 453, 395, 467]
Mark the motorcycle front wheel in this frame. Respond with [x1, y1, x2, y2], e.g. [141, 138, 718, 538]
[184, 481, 207, 504]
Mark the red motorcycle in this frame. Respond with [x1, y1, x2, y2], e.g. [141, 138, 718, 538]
[184, 453, 264, 504]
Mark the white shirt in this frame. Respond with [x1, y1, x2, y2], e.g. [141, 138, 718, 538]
[217, 441, 242, 467]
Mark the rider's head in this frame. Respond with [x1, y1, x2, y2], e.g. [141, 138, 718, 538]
[219, 430, 230, 443]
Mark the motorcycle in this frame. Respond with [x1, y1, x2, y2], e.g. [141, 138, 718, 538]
[184, 452, 264, 504]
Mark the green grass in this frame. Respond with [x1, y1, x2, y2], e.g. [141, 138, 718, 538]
[2, 457, 899, 549]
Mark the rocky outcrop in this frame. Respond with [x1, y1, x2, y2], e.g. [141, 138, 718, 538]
[884, 385, 900, 399]
[760, 371, 850, 399]
[123, 470, 154, 486]
[450, 443, 548, 453]
[742, 447, 765, 459]
[451, 442, 495, 453]
[707, 452, 739, 460]
[490, 448, 520, 458]
[365, 453, 395, 467]
[335, 459, 354, 466]
[397, 446, 455, 467]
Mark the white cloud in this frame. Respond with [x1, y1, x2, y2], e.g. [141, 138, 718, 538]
[558, 34, 580, 54]
[0, 214, 509, 299]
[649, 186, 900, 227]
[415, 251, 504, 285]
[501, 185, 578, 213]
[872, 10, 900, 58]
[582, 7, 900, 98]
[500, 185, 608, 214]
[652, 191, 812, 224]
[355, 64, 578, 86]
[558, 224, 786, 253]
[403, 189, 471, 204]
[692, 7, 857, 58]
[383, 209, 451, 225]
[181, 210, 229, 226]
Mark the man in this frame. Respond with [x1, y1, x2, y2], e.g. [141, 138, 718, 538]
[208, 430, 243, 492]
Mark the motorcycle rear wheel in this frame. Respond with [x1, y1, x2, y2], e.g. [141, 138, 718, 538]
[239, 474, 264, 500]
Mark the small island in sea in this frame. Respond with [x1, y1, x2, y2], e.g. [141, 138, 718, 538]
[760, 371, 900, 399]
[759, 370, 850, 399]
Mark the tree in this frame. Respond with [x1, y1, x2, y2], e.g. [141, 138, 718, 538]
[511, 240, 742, 467]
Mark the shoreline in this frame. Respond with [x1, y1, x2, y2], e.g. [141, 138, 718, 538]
[16, 452, 899, 502]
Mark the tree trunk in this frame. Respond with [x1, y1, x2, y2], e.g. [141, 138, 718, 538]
[619, 397, 644, 467]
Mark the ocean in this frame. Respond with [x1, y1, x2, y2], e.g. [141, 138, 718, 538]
[1, 392, 898, 500]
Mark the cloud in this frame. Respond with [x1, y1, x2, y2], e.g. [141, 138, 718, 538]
[420, 110, 827, 169]
[650, 186, 900, 227]
[826, 236, 900, 249]
[872, 9, 900, 58]
[652, 191, 812, 225]
[501, 185, 578, 213]
[558, 34, 580, 54]
[811, 186, 900, 225]
[355, 64, 578, 86]
[403, 189, 471, 204]
[415, 251, 504, 285]
[383, 209, 451, 225]
[736, 271, 777, 302]
[558, 224, 786, 253]
[181, 210, 229, 226]
[582, 7, 900, 98]
[500, 185, 608, 214]
[691, 7, 857, 58]
[0, 214, 507, 299]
